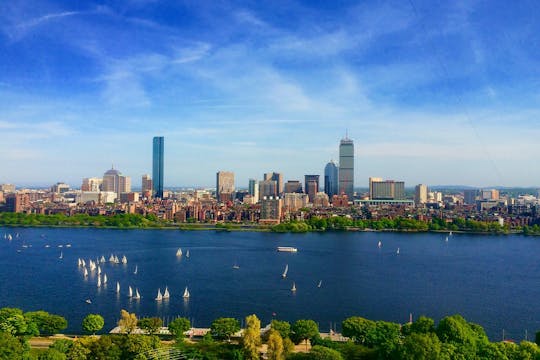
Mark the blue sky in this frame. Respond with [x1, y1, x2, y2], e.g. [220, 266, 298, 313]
[1, 0, 539, 188]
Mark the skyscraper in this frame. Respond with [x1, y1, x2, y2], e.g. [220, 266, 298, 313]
[152, 136, 164, 198]
[415, 184, 428, 205]
[248, 179, 259, 203]
[102, 166, 130, 198]
[216, 171, 235, 202]
[142, 174, 153, 195]
[264, 172, 283, 195]
[304, 175, 320, 202]
[324, 161, 338, 198]
[339, 136, 354, 199]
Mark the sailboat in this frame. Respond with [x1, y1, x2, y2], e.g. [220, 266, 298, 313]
[317, 280, 322, 288]
[97, 266, 101, 275]
[103, 274, 107, 284]
[116, 282, 120, 293]
[85, 299, 92, 304]
[97, 275, 101, 288]
[378, 241, 382, 248]
[121, 255, 127, 264]
[282, 264, 288, 278]
[59, 251, 63, 259]
[77, 258, 82, 267]
[83, 268, 88, 277]
[176, 248, 183, 257]
[445, 236, 449, 242]
[7, 234, 12, 241]
[155, 288, 163, 301]
[100, 255, 106, 263]
[233, 262, 240, 269]
[134, 288, 141, 300]
[291, 282, 297, 292]
[133, 265, 138, 275]
[114, 255, 120, 264]
[81, 259, 86, 267]
[163, 286, 170, 299]
[186, 250, 190, 258]
[109, 254, 115, 262]
[396, 248, 400, 255]
[183, 286, 190, 298]
[128, 286, 133, 298]
[449, 231, 453, 236]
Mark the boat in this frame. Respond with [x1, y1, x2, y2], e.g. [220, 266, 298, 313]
[97, 275, 101, 288]
[317, 280, 322, 288]
[291, 282, 297, 292]
[114, 255, 120, 264]
[186, 250, 190, 258]
[121, 255, 127, 264]
[449, 231, 453, 236]
[77, 258, 82, 267]
[45, 244, 50, 248]
[282, 264, 288, 278]
[58, 245, 63, 248]
[183, 286, 190, 298]
[176, 248, 183, 257]
[378, 241, 382, 248]
[59, 251, 63, 259]
[85, 299, 92, 304]
[155, 288, 163, 301]
[134, 288, 141, 300]
[277, 246, 297, 252]
[100, 255, 105, 262]
[233, 263, 240, 269]
[128, 286, 133, 298]
[163, 286, 170, 299]
[103, 274, 107, 284]
[116, 282, 120, 293]
[445, 236, 449, 242]
[97, 266, 101, 275]
[109, 254, 115, 262]
[66, 244, 71, 248]
[7, 234, 12, 241]
[133, 265, 138, 275]
[83, 268, 88, 277]
[396, 248, 400, 255]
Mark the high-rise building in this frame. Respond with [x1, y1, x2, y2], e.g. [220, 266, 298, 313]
[283, 193, 309, 212]
[463, 189, 479, 205]
[102, 167, 131, 198]
[481, 189, 500, 201]
[142, 174, 153, 195]
[248, 179, 259, 203]
[339, 136, 354, 199]
[264, 172, 283, 195]
[371, 180, 405, 200]
[82, 177, 102, 192]
[415, 184, 428, 205]
[284, 180, 303, 194]
[304, 175, 320, 202]
[259, 180, 277, 198]
[152, 136, 164, 198]
[216, 171, 235, 202]
[369, 177, 383, 199]
[260, 197, 282, 224]
[51, 182, 70, 194]
[324, 161, 339, 198]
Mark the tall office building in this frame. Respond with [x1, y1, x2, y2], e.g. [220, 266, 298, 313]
[369, 177, 383, 199]
[371, 180, 405, 200]
[142, 174, 153, 195]
[248, 179, 259, 203]
[415, 184, 428, 205]
[264, 172, 283, 195]
[259, 180, 278, 198]
[102, 166, 131, 198]
[339, 136, 354, 199]
[284, 180, 303, 194]
[304, 175, 320, 202]
[463, 189, 479, 205]
[152, 136, 164, 198]
[324, 161, 339, 198]
[216, 171, 235, 202]
[81, 177, 102, 192]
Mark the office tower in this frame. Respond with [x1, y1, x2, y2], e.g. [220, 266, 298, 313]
[260, 197, 282, 224]
[152, 136, 164, 198]
[102, 166, 131, 198]
[415, 184, 428, 204]
[369, 177, 383, 199]
[51, 182, 70, 194]
[216, 171, 235, 202]
[463, 189, 479, 205]
[248, 179, 259, 203]
[119, 175, 131, 194]
[481, 189, 500, 201]
[304, 175, 320, 202]
[5, 193, 29, 213]
[259, 180, 278, 198]
[339, 136, 354, 199]
[324, 161, 339, 198]
[371, 180, 405, 200]
[284, 180, 303, 194]
[81, 177, 102, 192]
[142, 174, 153, 194]
[264, 172, 283, 195]
[283, 193, 309, 212]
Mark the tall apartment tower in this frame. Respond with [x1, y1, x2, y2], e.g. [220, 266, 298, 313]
[142, 174, 153, 195]
[264, 172, 283, 195]
[102, 166, 130, 198]
[216, 171, 235, 202]
[339, 136, 354, 199]
[324, 161, 339, 198]
[304, 175, 320, 202]
[248, 179, 259, 203]
[152, 136, 164, 198]
[415, 184, 428, 205]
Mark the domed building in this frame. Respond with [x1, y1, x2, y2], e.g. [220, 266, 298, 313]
[102, 166, 131, 198]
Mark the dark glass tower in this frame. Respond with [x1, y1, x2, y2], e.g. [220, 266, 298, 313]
[152, 136, 164, 198]
[324, 160, 339, 198]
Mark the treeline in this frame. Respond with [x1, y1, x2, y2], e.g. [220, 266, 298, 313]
[272, 216, 517, 234]
[0, 212, 167, 228]
[4, 306, 540, 359]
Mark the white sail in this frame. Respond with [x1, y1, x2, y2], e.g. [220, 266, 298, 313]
[77, 258, 81, 267]
[97, 266, 101, 275]
[100, 255, 106, 263]
[109, 254, 115, 262]
[83, 268, 88, 277]
[133, 265, 138, 275]
[317, 280, 322, 288]
[378, 241, 382, 248]
[163, 286, 170, 299]
[97, 275, 101, 287]
[282, 264, 288, 278]
[134, 289, 141, 299]
[121, 255, 127, 264]
[183, 286, 190, 298]
[155, 288, 163, 301]
[396, 248, 400, 255]
[82, 259, 86, 267]
[176, 248, 182, 257]
[116, 282, 120, 293]
[186, 250, 190, 258]
[114, 255, 120, 264]
[7, 234, 12, 241]
[59, 251, 63, 259]
[291, 282, 296, 292]
[128, 286, 133, 298]
[103, 274, 107, 284]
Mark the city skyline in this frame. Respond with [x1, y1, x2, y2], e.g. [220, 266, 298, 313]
[1, 1, 540, 187]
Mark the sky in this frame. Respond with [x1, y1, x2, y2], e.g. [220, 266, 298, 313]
[1, 0, 539, 188]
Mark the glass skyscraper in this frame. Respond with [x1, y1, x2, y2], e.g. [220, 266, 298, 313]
[324, 160, 339, 198]
[152, 136, 164, 198]
[339, 137, 354, 199]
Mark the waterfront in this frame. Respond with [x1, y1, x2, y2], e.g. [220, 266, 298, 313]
[0, 227, 538, 340]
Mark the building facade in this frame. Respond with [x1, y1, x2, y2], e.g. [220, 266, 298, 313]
[259, 180, 277, 198]
[264, 172, 283, 195]
[216, 171, 235, 202]
[324, 161, 339, 198]
[152, 136, 164, 198]
[248, 179, 259, 203]
[304, 175, 320, 203]
[142, 174, 153, 196]
[339, 137, 354, 199]
[415, 184, 428, 205]
[284, 180, 303, 194]
[371, 180, 405, 200]
[81, 177, 102, 192]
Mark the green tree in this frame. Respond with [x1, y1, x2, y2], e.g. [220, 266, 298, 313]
[66, 340, 90, 360]
[38, 348, 66, 360]
[137, 317, 163, 335]
[210, 317, 240, 341]
[117, 309, 138, 334]
[410, 316, 435, 334]
[0, 331, 24, 360]
[271, 320, 291, 339]
[267, 329, 284, 360]
[242, 314, 261, 360]
[25, 311, 67, 335]
[291, 319, 319, 350]
[309, 345, 343, 360]
[82, 314, 104, 335]
[122, 334, 161, 358]
[341, 316, 376, 345]
[168, 317, 191, 341]
[400, 332, 441, 360]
